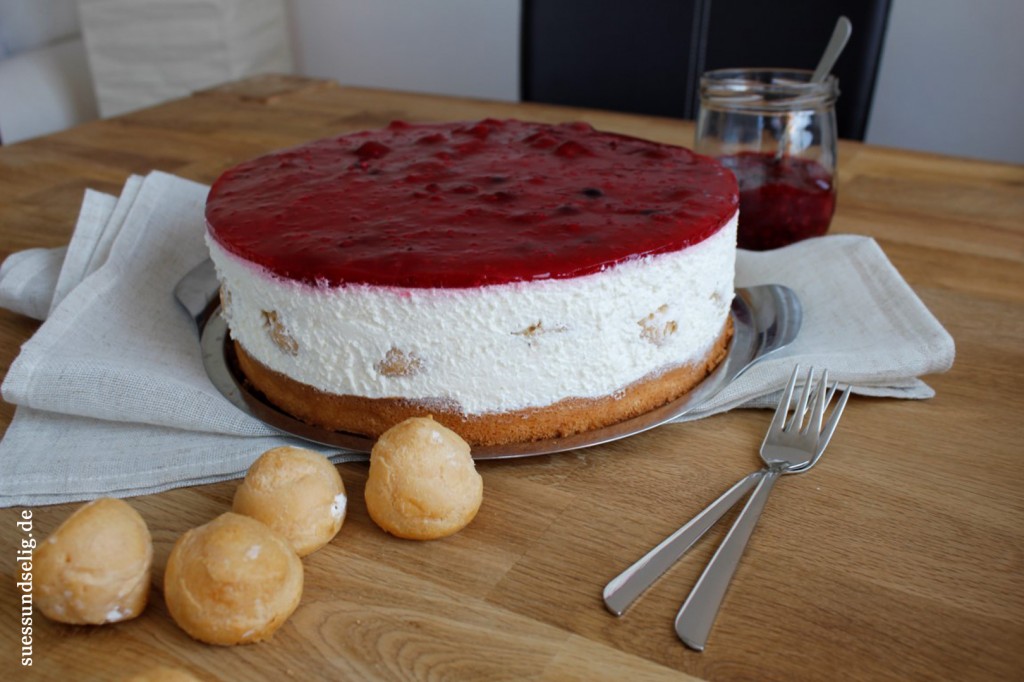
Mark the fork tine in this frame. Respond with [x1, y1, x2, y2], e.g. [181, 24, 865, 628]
[823, 381, 837, 407]
[768, 365, 801, 435]
[809, 369, 830, 435]
[814, 382, 852, 458]
[783, 375, 850, 474]
[791, 366, 816, 433]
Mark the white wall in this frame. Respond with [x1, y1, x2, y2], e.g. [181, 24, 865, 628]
[864, 0, 1024, 164]
[287, 0, 519, 102]
[287, 0, 1024, 165]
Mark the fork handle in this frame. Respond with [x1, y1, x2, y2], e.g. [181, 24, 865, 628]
[602, 471, 763, 616]
[674, 468, 782, 651]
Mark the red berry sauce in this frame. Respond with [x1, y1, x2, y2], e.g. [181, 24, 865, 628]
[720, 152, 835, 251]
[206, 119, 738, 288]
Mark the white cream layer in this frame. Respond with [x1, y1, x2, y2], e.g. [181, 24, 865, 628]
[206, 213, 736, 415]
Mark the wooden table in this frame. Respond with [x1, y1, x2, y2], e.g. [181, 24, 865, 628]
[1, 76, 1022, 681]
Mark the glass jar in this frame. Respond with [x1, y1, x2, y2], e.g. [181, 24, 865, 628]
[695, 68, 839, 251]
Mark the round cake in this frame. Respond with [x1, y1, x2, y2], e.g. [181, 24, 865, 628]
[205, 119, 738, 446]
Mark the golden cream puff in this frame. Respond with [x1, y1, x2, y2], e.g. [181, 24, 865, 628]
[365, 417, 483, 540]
[34, 497, 152, 625]
[233, 446, 346, 557]
[163, 512, 303, 646]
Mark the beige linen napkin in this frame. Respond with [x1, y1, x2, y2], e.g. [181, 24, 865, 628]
[0, 172, 955, 506]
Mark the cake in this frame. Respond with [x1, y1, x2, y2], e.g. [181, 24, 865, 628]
[205, 119, 738, 446]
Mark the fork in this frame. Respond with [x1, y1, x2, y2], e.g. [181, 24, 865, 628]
[602, 365, 850, 649]
[675, 366, 850, 649]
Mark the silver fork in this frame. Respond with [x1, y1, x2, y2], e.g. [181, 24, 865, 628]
[602, 366, 850, 649]
[675, 366, 850, 650]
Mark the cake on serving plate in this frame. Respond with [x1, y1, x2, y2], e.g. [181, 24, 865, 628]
[205, 119, 738, 446]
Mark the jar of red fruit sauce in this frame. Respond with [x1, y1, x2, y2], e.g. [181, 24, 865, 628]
[695, 68, 839, 251]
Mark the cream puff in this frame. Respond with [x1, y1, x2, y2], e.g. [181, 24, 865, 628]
[365, 416, 483, 540]
[163, 512, 303, 646]
[232, 446, 346, 557]
[34, 497, 152, 625]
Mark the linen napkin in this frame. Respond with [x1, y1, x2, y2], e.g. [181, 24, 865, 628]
[0, 172, 955, 507]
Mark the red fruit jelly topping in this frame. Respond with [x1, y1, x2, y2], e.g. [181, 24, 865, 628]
[206, 119, 738, 288]
[720, 152, 836, 251]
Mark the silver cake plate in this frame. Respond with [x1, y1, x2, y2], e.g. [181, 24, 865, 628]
[175, 260, 801, 460]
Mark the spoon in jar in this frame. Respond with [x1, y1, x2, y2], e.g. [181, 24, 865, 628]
[777, 16, 852, 160]
[811, 16, 853, 84]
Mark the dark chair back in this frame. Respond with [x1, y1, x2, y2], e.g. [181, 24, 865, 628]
[521, 0, 891, 141]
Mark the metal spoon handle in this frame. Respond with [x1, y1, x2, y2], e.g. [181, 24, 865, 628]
[328, 451, 370, 464]
[174, 258, 219, 333]
[674, 468, 781, 650]
[603, 471, 763, 616]
[811, 16, 853, 83]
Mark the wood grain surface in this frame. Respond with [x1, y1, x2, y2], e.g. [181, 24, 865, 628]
[1, 75, 1022, 681]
